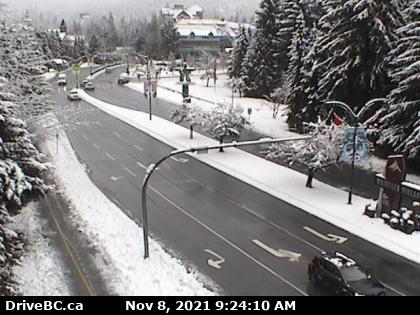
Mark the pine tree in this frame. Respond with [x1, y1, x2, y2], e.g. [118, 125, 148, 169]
[276, 2, 314, 131]
[0, 12, 50, 295]
[241, 0, 286, 98]
[307, 0, 404, 114]
[378, 1, 420, 159]
[228, 26, 251, 79]
[160, 19, 180, 58]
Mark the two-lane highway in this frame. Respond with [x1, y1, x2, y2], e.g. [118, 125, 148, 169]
[48, 69, 420, 295]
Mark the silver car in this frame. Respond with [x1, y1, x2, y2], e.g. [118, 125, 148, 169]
[67, 89, 81, 101]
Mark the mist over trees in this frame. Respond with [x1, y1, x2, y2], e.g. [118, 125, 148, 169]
[6, 0, 260, 28]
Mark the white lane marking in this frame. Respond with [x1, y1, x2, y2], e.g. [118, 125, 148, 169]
[81, 135, 89, 141]
[253, 239, 301, 262]
[124, 167, 137, 177]
[137, 162, 147, 169]
[303, 226, 348, 244]
[92, 143, 101, 150]
[106, 153, 116, 161]
[95, 121, 103, 126]
[170, 156, 190, 163]
[113, 132, 122, 138]
[148, 185, 307, 296]
[178, 171, 322, 252]
[134, 145, 143, 151]
[126, 209, 134, 219]
[382, 283, 406, 296]
[204, 249, 225, 270]
[110, 176, 124, 182]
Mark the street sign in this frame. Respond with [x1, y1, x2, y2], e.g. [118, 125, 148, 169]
[341, 127, 368, 164]
[72, 64, 80, 74]
[375, 155, 406, 214]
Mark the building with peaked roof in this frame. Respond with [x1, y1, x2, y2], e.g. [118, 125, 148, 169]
[176, 19, 252, 55]
[161, 4, 204, 21]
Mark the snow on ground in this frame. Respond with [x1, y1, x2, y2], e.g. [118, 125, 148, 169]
[87, 64, 125, 81]
[127, 74, 295, 139]
[43, 121, 214, 296]
[127, 75, 420, 185]
[79, 89, 420, 264]
[10, 204, 72, 296]
[41, 70, 57, 82]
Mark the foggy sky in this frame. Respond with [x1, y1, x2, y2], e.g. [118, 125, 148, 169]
[5, 0, 260, 19]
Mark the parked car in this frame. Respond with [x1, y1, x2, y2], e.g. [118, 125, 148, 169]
[308, 251, 385, 296]
[117, 73, 129, 85]
[57, 73, 67, 86]
[67, 89, 81, 101]
[84, 81, 95, 91]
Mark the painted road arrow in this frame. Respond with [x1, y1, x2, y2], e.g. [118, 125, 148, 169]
[110, 176, 124, 182]
[252, 239, 301, 262]
[303, 226, 348, 244]
[204, 249, 225, 269]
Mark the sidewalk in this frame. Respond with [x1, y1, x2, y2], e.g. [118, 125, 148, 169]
[79, 89, 420, 264]
[128, 76, 420, 186]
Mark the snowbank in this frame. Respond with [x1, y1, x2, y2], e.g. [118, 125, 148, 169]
[11, 204, 72, 296]
[128, 77, 420, 186]
[87, 64, 124, 81]
[41, 70, 57, 82]
[127, 77, 296, 139]
[44, 120, 213, 296]
[79, 89, 420, 264]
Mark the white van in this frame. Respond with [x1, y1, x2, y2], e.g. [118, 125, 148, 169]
[57, 73, 67, 86]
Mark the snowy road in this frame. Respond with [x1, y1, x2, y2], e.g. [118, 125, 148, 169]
[49, 68, 420, 296]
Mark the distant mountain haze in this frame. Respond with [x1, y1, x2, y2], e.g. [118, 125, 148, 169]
[5, 0, 260, 20]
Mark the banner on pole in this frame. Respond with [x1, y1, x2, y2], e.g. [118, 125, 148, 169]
[341, 127, 368, 165]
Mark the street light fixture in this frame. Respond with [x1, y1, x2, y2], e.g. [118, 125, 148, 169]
[140, 135, 311, 258]
[324, 98, 387, 205]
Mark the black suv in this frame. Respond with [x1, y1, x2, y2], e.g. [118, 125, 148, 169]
[308, 251, 385, 296]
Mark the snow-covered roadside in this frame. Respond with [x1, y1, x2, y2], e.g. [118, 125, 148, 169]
[127, 78, 296, 139]
[10, 204, 72, 296]
[87, 64, 124, 81]
[78, 89, 420, 264]
[127, 78, 420, 186]
[41, 70, 57, 82]
[43, 122, 214, 295]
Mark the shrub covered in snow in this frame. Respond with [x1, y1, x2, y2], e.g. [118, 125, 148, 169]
[264, 120, 345, 188]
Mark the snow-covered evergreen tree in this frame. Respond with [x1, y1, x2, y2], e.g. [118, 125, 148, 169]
[378, 0, 420, 159]
[265, 120, 345, 187]
[306, 0, 404, 115]
[160, 18, 180, 58]
[241, 0, 285, 98]
[0, 11, 50, 295]
[228, 26, 251, 79]
[280, 2, 314, 131]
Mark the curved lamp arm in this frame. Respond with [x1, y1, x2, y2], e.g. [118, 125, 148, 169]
[325, 101, 358, 125]
[357, 98, 387, 123]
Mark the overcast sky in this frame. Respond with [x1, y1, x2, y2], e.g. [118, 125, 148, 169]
[5, 0, 260, 19]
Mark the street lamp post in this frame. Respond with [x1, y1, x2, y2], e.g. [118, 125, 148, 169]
[325, 98, 387, 204]
[135, 53, 153, 120]
[140, 136, 310, 258]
